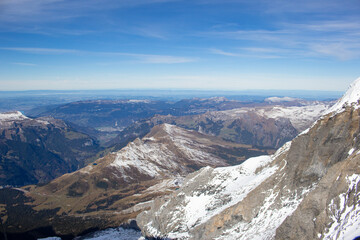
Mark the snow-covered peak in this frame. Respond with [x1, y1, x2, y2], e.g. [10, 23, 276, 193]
[265, 96, 297, 103]
[0, 111, 28, 121]
[326, 77, 360, 115]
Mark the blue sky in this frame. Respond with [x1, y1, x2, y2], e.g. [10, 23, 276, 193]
[0, 0, 359, 91]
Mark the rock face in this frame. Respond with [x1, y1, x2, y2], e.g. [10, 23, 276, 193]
[0, 112, 101, 186]
[0, 124, 270, 239]
[137, 78, 360, 239]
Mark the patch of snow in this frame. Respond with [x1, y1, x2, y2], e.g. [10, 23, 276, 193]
[0, 111, 28, 121]
[348, 148, 355, 155]
[127, 99, 151, 104]
[35, 119, 50, 125]
[271, 141, 291, 160]
[184, 156, 277, 228]
[73, 227, 144, 240]
[322, 174, 360, 240]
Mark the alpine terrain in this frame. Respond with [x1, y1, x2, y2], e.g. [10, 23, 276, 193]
[137, 77, 360, 239]
[0, 112, 101, 186]
[0, 124, 269, 239]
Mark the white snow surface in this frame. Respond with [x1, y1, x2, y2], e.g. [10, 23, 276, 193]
[256, 104, 329, 131]
[110, 124, 227, 181]
[184, 155, 276, 228]
[72, 227, 143, 240]
[326, 77, 360, 115]
[0, 111, 28, 121]
[323, 174, 360, 240]
[143, 155, 279, 239]
[214, 102, 329, 132]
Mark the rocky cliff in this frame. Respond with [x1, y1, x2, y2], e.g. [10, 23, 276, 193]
[137, 78, 360, 239]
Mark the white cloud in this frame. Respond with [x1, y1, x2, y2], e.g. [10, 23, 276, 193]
[210, 48, 285, 59]
[0, 0, 178, 23]
[2, 47, 81, 54]
[311, 43, 360, 61]
[209, 48, 239, 56]
[1, 47, 196, 64]
[205, 19, 360, 61]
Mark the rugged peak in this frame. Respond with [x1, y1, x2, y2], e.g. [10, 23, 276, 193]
[0, 111, 28, 121]
[326, 77, 360, 115]
[147, 123, 188, 139]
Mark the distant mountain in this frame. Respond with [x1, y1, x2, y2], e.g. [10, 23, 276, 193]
[0, 124, 269, 239]
[29, 98, 261, 146]
[30, 98, 250, 130]
[137, 78, 360, 239]
[108, 101, 329, 151]
[0, 111, 102, 186]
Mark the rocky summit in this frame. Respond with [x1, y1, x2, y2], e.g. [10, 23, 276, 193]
[137, 78, 360, 239]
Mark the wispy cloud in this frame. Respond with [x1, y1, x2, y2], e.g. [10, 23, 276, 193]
[310, 43, 360, 61]
[1, 47, 196, 64]
[210, 48, 284, 59]
[205, 19, 360, 61]
[2, 47, 81, 54]
[0, 0, 178, 23]
[11, 62, 37, 66]
[209, 48, 239, 56]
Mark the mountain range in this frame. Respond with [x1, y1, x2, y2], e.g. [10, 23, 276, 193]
[0, 83, 356, 240]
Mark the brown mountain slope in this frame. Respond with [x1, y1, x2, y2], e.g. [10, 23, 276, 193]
[0, 124, 270, 239]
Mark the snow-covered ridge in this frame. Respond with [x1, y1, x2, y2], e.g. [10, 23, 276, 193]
[0, 111, 28, 121]
[265, 96, 297, 102]
[110, 124, 228, 182]
[212, 102, 330, 132]
[326, 77, 360, 115]
[139, 155, 279, 239]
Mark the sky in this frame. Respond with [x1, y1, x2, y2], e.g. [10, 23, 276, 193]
[0, 0, 359, 91]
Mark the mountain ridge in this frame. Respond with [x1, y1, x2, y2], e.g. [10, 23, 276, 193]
[136, 77, 360, 239]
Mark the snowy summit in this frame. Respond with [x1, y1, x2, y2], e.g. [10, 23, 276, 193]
[0, 111, 28, 121]
[326, 77, 360, 114]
